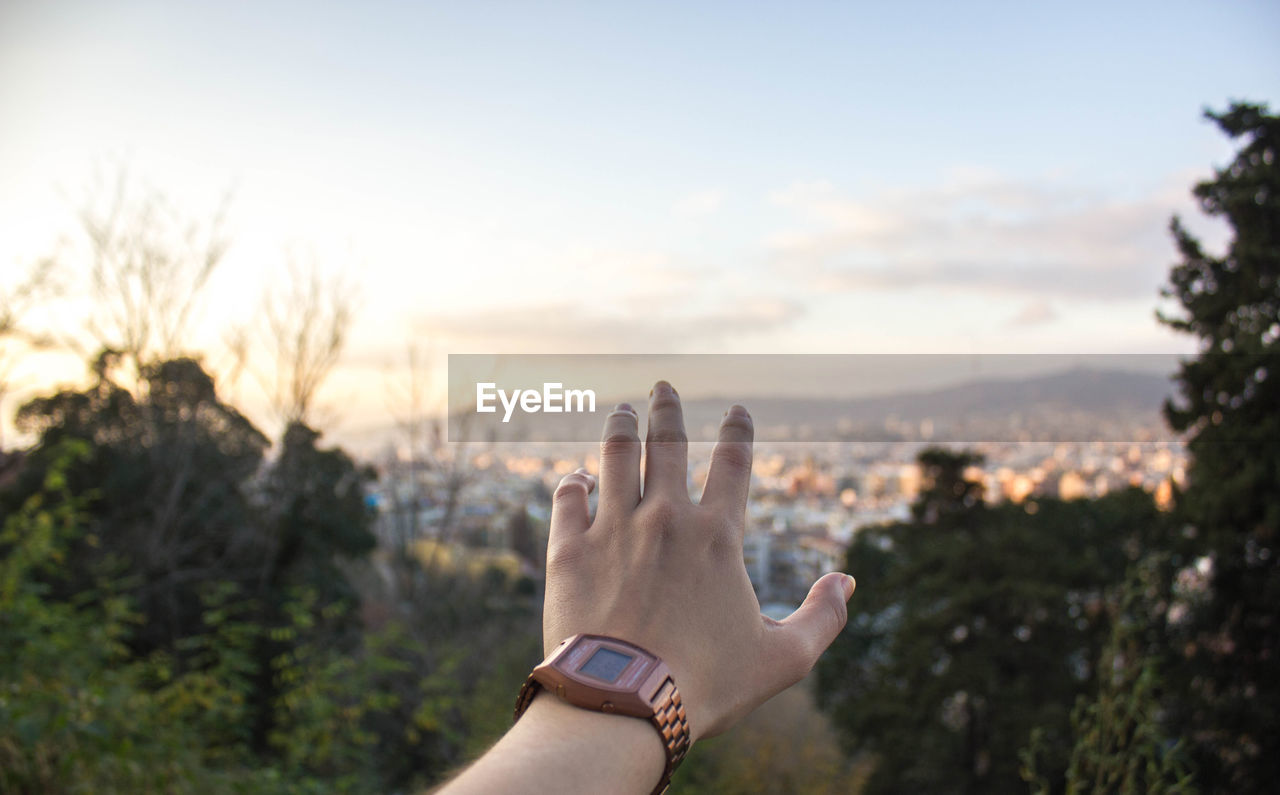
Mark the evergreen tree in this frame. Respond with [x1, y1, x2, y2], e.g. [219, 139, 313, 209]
[1022, 555, 1194, 794]
[816, 448, 1171, 793]
[7, 352, 269, 653]
[249, 420, 377, 749]
[1158, 101, 1280, 792]
[914, 448, 985, 523]
[259, 421, 376, 604]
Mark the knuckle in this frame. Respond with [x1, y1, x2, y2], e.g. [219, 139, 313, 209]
[793, 647, 818, 681]
[706, 525, 740, 560]
[711, 442, 752, 474]
[637, 498, 681, 538]
[599, 431, 640, 459]
[824, 596, 849, 638]
[545, 540, 584, 573]
[701, 505, 739, 536]
[647, 428, 688, 445]
[781, 641, 816, 685]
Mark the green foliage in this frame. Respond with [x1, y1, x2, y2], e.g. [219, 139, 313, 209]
[1158, 101, 1280, 792]
[0, 441, 252, 793]
[913, 448, 985, 522]
[673, 680, 863, 795]
[1, 352, 543, 792]
[457, 631, 543, 760]
[0, 451, 533, 792]
[148, 583, 262, 765]
[261, 421, 377, 597]
[817, 448, 1174, 794]
[246, 419, 378, 753]
[8, 353, 271, 655]
[1022, 556, 1194, 794]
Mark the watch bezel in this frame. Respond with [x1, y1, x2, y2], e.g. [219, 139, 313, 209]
[534, 633, 669, 718]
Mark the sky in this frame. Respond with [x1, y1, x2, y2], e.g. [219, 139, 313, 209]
[1, 0, 1278, 447]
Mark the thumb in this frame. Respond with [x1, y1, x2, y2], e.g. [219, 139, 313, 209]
[771, 572, 856, 685]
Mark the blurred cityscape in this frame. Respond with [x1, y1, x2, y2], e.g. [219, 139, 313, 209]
[370, 408, 1185, 610]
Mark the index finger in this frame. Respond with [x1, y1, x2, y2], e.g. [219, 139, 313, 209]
[598, 403, 641, 510]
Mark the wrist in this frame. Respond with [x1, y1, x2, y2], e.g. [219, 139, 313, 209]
[515, 634, 693, 792]
[521, 691, 667, 792]
[443, 690, 666, 795]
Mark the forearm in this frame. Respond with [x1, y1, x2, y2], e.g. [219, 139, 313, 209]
[440, 691, 668, 795]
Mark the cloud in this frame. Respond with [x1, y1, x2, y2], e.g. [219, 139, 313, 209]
[1007, 299, 1057, 327]
[767, 172, 1201, 302]
[673, 189, 725, 217]
[417, 295, 803, 353]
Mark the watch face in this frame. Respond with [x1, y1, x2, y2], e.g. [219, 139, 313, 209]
[537, 635, 667, 718]
[577, 647, 634, 683]
[550, 635, 654, 695]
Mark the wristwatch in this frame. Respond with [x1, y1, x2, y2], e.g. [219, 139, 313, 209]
[514, 633, 692, 795]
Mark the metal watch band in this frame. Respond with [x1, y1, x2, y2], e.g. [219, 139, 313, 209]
[648, 675, 692, 792]
[513, 673, 692, 795]
[513, 672, 540, 720]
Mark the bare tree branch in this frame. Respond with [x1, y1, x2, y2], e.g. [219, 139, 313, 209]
[78, 164, 231, 371]
[258, 257, 357, 427]
[0, 256, 64, 446]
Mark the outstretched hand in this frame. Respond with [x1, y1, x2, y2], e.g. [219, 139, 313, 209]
[543, 380, 856, 741]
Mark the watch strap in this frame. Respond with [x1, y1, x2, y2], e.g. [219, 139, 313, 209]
[514, 673, 691, 795]
[648, 675, 692, 789]
[513, 672, 540, 721]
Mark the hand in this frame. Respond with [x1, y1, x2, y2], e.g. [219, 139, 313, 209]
[543, 380, 856, 742]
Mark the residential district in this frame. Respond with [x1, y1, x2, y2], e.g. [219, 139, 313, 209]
[368, 425, 1186, 616]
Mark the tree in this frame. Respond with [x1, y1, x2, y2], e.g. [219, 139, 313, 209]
[1, 370, 527, 792]
[8, 354, 270, 653]
[0, 443, 467, 793]
[1158, 101, 1280, 792]
[0, 440, 238, 794]
[1021, 555, 1194, 794]
[0, 176, 534, 792]
[246, 420, 378, 744]
[672, 681, 862, 795]
[913, 448, 985, 523]
[78, 166, 230, 372]
[0, 257, 62, 448]
[816, 447, 1171, 793]
[259, 259, 355, 427]
[379, 341, 436, 552]
[259, 422, 376, 598]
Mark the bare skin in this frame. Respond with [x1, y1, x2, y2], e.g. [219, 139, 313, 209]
[441, 381, 856, 794]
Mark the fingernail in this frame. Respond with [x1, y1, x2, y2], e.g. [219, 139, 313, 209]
[726, 404, 750, 419]
[651, 380, 675, 397]
[614, 402, 636, 414]
[842, 574, 857, 599]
